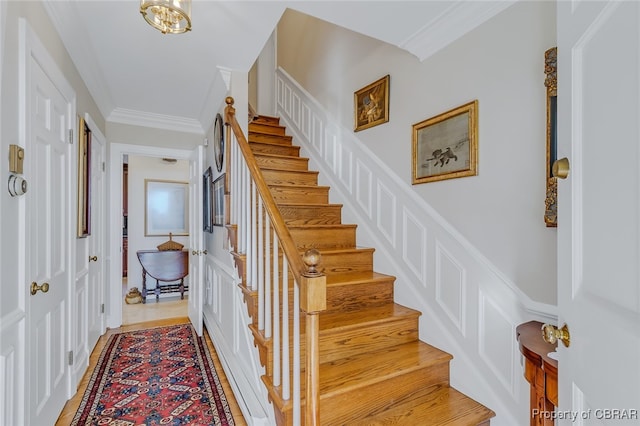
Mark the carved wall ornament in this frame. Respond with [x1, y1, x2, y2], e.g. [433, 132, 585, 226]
[544, 47, 558, 227]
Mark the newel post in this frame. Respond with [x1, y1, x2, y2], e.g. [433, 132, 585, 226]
[301, 249, 326, 426]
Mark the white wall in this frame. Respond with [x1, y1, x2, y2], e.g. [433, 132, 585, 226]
[126, 155, 189, 293]
[277, 1, 557, 305]
[107, 121, 203, 150]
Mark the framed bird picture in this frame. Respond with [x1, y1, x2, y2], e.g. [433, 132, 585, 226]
[412, 100, 478, 184]
[354, 75, 390, 132]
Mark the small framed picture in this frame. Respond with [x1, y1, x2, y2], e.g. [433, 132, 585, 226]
[412, 100, 478, 184]
[354, 75, 390, 132]
[213, 174, 225, 226]
[203, 167, 213, 233]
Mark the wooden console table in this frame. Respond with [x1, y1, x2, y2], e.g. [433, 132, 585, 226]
[136, 250, 189, 303]
[517, 321, 558, 426]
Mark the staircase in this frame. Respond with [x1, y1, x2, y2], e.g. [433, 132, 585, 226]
[229, 112, 495, 425]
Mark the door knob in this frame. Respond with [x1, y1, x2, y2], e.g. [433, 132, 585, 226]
[30, 282, 50, 295]
[89, 256, 98, 262]
[541, 323, 571, 347]
[552, 157, 570, 179]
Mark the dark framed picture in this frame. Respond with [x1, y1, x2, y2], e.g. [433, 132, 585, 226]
[77, 116, 91, 237]
[354, 75, 390, 132]
[203, 167, 213, 233]
[412, 100, 478, 184]
[213, 173, 225, 226]
[214, 113, 224, 172]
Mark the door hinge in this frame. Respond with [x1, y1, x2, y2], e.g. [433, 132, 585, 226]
[68, 350, 74, 366]
[68, 129, 74, 144]
[102, 162, 106, 172]
[101, 303, 105, 314]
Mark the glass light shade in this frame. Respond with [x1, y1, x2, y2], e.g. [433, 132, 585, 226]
[140, 0, 192, 34]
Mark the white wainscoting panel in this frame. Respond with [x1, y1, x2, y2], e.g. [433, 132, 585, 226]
[0, 312, 25, 426]
[435, 241, 466, 337]
[402, 207, 428, 285]
[479, 291, 516, 394]
[376, 181, 397, 248]
[202, 254, 273, 426]
[355, 159, 373, 218]
[275, 67, 557, 426]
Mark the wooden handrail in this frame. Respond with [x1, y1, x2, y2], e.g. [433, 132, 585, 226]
[225, 97, 307, 285]
[224, 96, 326, 425]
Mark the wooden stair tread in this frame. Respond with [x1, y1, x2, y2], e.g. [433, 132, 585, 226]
[255, 152, 309, 161]
[248, 132, 294, 145]
[278, 202, 343, 208]
[325, 271, 395, 286]
[318, 341, 452, 397]
[350, 384, 496, 426]
[251, 115, 280, 124]
[260, 167, 318, 174]
[289, 223, 357, 230]
[319, 303, 420, 331]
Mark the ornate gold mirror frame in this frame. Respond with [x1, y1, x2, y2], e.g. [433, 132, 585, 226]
[544, 47, 557, 227]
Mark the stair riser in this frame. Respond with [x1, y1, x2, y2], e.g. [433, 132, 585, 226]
[325, 280, 394, 313]
[248, 132, 293, 145]
[290, 226, 356, 249]
[270, 186, 329, 204]
[278, 205, 343, 225]
[320, 366, 450, 425]
[249, 122, 286, 135]
[319, 250, 374, 274]
[250, 142, 300, 157]
[262, 169, 318, 187]
[256, 155, 309, 171]
[319, 318, 419, 363]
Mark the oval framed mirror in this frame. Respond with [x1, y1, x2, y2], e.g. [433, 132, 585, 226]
[214, 113, 224, 172]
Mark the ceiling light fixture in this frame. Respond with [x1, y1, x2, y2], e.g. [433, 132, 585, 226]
[140, 0, 192, 34]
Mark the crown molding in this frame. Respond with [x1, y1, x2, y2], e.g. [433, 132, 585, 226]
[108, 108, 204, 134]
[42, 0, 115, 120]
[400, 0, 518, 61]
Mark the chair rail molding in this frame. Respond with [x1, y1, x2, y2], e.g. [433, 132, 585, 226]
[275, 67, 557, 426]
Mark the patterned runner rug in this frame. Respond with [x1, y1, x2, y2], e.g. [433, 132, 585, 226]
[71, 324, 235, 425]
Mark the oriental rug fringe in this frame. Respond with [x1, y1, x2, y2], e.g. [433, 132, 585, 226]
[71, 324, 235, 425]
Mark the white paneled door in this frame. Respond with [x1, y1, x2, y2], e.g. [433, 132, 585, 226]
[22, 20, 75, 426]
[87, 117, 106, 356]
[557, 1, 640, 424]
[188, 145, 204, 335]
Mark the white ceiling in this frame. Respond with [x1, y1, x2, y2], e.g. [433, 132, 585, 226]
[43, 0, 515, 134]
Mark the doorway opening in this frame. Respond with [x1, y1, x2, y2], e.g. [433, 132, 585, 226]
[108, 145, 193, 327]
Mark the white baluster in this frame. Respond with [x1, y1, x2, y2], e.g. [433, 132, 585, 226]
[239, 157, 246, 254]
[272, 234, 280, 387]
[293, 278, 301, 425]
[282, 256, 290, 400]
[265, 215, 272, 339]
[257, 196, 264, 331]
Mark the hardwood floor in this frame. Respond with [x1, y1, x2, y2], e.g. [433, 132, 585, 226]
[55, 316, 247, 425]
